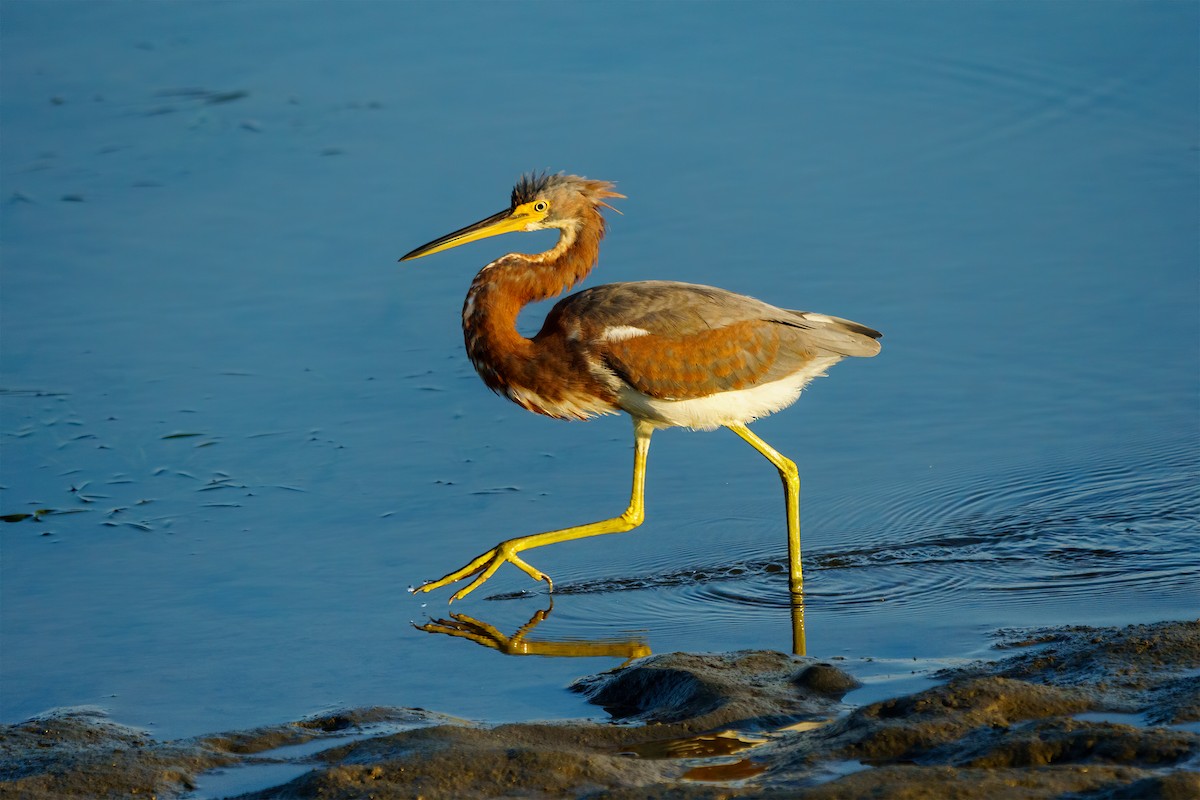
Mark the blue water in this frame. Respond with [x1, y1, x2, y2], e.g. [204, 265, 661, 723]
[2, 1, 1196, 739]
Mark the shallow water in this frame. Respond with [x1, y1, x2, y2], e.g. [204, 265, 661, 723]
[2, 2, 1197, 740]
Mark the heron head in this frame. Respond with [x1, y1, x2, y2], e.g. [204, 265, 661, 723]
[400, 172, 623, 261]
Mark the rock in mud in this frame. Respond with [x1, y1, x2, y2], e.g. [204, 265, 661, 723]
[0, 708, 231, 799]
[571, 650, 857, 728]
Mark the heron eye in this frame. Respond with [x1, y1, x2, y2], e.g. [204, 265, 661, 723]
[534, 201, 549, 213]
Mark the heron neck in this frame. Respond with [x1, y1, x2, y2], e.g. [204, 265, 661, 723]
[527, 215, 605, 297]
[465, 211, 604, 330]
[462, 209, 605, 389]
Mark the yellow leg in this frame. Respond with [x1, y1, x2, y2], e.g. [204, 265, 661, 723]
[727, 423, 802, 594]
[416, 419, 653, 602]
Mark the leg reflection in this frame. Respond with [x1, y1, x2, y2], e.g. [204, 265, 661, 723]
[415, 600, 651, 665]
[790, 591, 806, 657]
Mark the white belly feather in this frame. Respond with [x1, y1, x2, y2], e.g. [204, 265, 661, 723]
[614, 356, 842, 431]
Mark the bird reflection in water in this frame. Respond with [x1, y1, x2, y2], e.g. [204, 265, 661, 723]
[416, 595, 808, 658]
[401, 172, 880, 605]
[414, 601, 651, 666]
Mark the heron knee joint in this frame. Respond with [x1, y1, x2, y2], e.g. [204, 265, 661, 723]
[779, 457, 799, 483]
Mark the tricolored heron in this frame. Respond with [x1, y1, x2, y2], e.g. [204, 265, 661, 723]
[401, 172, 881, 602]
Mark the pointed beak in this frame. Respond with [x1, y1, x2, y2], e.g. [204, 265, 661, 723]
[399, 207, 530, 262]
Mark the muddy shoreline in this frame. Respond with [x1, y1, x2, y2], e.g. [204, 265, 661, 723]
[3, 620, 1197, 799]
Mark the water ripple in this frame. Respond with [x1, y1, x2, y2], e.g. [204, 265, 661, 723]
[499, 435, 1198, 624]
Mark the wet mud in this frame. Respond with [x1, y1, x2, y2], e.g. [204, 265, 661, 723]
[2, 621, 1196, 799]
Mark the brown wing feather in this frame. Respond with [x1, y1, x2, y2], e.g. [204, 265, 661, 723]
[540, 281, 881, 402]
[603, 318, 798, 400]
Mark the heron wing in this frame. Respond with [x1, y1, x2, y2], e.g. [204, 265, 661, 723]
[544, 281, 880, 401]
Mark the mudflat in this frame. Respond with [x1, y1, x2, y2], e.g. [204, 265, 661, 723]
[4, 620, 1196, 799]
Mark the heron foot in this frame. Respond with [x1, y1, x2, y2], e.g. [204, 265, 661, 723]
[415, 541, 554, 602]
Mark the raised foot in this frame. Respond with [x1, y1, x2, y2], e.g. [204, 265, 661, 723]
[414, 540, 554, 602]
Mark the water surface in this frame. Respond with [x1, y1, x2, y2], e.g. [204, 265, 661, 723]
[2, 1, 1196, 739]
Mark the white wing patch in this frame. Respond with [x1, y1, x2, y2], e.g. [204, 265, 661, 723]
[599, 325, 652, 343]
[799, 313, 835, 325]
